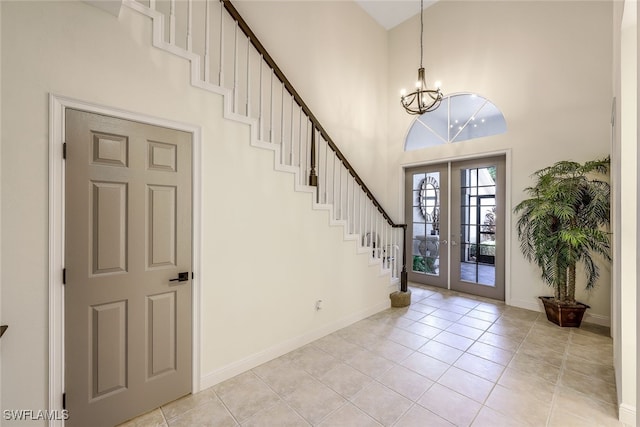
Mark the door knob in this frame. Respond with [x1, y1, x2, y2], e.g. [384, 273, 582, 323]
[169, 272, 189, 282]
[440, 240, 448, 245]
[451, 240, 458, 246]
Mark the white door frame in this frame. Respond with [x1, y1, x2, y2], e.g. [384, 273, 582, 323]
[399, 149, 512, 305]
[48, 94, 202, 424]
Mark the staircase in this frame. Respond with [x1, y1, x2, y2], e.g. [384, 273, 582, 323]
[124, 0, 407, 287]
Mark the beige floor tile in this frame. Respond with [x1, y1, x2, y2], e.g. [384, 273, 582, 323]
[347, 350, 396, 378]
[401, 321, 442, 339]
[410, 302, 438, 315]
[446, 323, 485, 340]
[394, 404, 454, 427]
[117, 409, 167, 427]
[167, 399, 238, 427]
[417, 315, 454, 330]
[552, 386, 622, 426]
[563, 355, 616, 384]
[567, 341, 614, 365]
[252, 358, 317, 396]
[161, 389, 215, 421]
[387, 328, 430, 349]
[289, 345, 342, 378]
[474, 302, 505, 315]
[496, 367, 556, 403]
[317, 403, 381, 427]
[477, 331, 522, 352]
[418, 383, 482, 426]
[313, 333, 365, 362]
[401, 309, 429, 321]
[516, 341, 565, 367]
[548, 406, 604, 427]
[454, 353, 505, 382]
[418, 340, 464, 365]
[521, 330, 569, 351]
[284, 378, 346, 424]
[320, 363, 373, 399]
[403, 351, 450, 381]
[456, 315, 494, 331]
[484, 384, 552, 426]
[471, 405, 530, 427]
[508, 352, 562, 384]
[465, 309, 501, 323]
[466, 341, 514, 365]
[241, 401, 309, 427]
[486, 322, 529, 340]
[559, 369, 618, 405]
[432, 330, 475, 351]
[437, 367, 494, 403]
[448, 296, 482, 309]
[366, 338, 414, 362]
[214, 372, 282, 422]
[440, 303, 473, 315]
[351, 383, 413, 426]
[430, 309, 465, 322]
[377, 365, 433, 401]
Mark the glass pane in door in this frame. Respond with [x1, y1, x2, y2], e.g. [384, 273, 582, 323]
[412, 172, 441, 276]
[459, 166, 496, 286]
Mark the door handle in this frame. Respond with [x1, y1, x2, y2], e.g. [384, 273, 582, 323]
[440, 240, 448, 245]
[169, 272, 189, 282]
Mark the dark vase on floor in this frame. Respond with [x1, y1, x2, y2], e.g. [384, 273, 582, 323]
[539, 296, 589, 328]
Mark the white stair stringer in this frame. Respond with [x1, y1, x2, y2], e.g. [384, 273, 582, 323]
[123, 0, 399, 281]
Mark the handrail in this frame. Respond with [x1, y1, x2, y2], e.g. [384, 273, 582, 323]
[220, 0, 408, 292]
[222, 0, 404, 229]
[222, 0, 408, 291]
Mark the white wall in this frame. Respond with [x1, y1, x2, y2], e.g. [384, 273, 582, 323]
[387, 1, 614, 324]
[0, 0, 393, 419]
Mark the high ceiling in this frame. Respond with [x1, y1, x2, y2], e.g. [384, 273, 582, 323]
[355, 0, 438, 30]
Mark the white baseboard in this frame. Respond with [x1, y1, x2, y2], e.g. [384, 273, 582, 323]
[508, 298, 610, 327]
[199, 299, 390, 390]
[619, 403, 636, 426]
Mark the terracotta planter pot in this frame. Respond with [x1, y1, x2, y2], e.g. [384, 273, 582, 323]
[539, 296, 589, 327]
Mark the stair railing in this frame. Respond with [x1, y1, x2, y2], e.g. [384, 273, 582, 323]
[132, 0, 408, 290]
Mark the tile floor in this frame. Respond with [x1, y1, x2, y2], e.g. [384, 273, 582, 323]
[120, 284, 621, 427]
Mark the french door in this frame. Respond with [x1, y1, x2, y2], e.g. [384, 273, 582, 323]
[405, 156, 505, 300]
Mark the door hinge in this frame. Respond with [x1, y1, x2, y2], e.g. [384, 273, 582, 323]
[62, 392, 66, 410]
[62, 142, 67, 159]
[192, 272, 195, 280]
[62, 268, 66, 285]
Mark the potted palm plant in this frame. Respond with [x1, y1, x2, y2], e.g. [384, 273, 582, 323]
[514, 157, 611, 327]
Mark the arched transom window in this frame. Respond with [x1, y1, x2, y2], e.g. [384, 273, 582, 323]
[404, 93, 507, 151]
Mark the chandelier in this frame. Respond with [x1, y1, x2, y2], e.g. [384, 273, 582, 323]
[400, 0, 442, 115]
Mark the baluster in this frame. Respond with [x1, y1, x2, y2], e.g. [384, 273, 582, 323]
[290, 98, 295, 166]
[246, 36, 251, 117]
[280, 84, 285, 164]
[169, 0, 176, 45]
[217, 0, 223, 85]
[202, 0, 210, 82]
[269, 72, 274, 142]
[324, 139, 329, 203]
[258, 59, 263, 140]
[233, 22, 239, 113]
[186, 0, 193, 51]
[309, 125, 317, 188]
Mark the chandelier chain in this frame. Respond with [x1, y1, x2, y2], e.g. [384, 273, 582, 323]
[420, 0, 423, 69]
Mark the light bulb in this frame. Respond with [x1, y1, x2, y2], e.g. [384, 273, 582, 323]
[415, 81, 422, 89]
[400, 88, 407, 97]
[434, 80, 442, 89]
